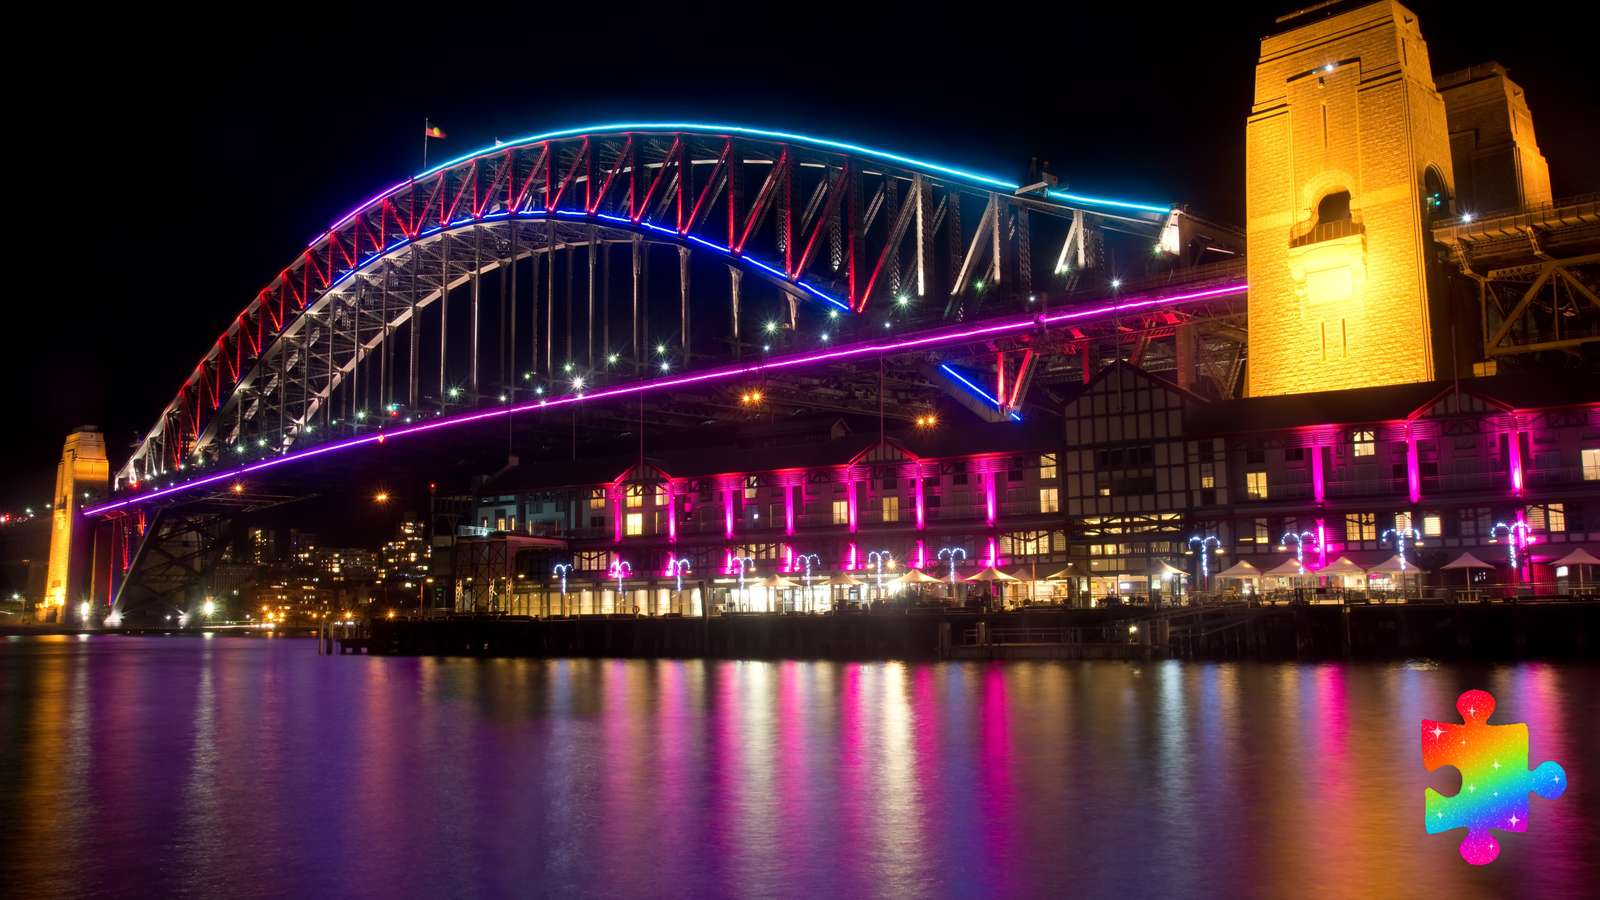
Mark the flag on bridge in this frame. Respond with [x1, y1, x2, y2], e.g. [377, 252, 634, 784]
[424, 120, 446, 139]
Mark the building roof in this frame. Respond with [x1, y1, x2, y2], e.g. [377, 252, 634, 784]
[480, 411, 1062, 495]
[1186, 373, 1598, 436]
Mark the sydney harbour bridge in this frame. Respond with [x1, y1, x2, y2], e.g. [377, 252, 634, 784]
[57, 123, 1258, 622]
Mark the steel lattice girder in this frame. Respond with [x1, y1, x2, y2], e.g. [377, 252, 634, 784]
[119, 126, 1185, 488]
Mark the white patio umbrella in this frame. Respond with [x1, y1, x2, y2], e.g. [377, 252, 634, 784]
[1216, 559, 1263, 579]
[1552, 547, 1600, 590]
[1263, 558, 1308, 580]
[1441, 551, 1495, 594]
[760, 574, 798, 613]
[964, 567, 1020, 582]
[895, 569, 943, 585]
[1367, 554, 1425, 595]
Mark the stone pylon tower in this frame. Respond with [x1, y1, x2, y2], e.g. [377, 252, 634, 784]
[44, 428, 109, 618]
[1245, 0, 1456, 396]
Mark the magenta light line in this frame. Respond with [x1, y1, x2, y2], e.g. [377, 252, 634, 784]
[86, 280, 1246, 517]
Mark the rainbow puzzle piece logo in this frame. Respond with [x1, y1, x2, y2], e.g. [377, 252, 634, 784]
[1422, 689, 1567, 865]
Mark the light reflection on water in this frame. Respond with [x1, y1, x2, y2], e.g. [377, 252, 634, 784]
[0, 636, 1595, 898]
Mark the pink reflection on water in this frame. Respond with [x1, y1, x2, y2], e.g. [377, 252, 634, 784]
[977, 664, 1019, 897]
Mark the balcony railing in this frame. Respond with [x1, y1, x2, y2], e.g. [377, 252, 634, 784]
[1289, 218, 1364, 248]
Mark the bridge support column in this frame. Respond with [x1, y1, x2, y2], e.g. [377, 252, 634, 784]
[729, 267, 742, 358]
[1175, 323, 1197, 391]
[44, 428, 108, 623]
[679, 247, 691, 362]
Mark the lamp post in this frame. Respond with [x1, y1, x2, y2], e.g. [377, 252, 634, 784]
[731, 556, 755, 612]
[938, 547, 966, 601]
[553, 563, 572, 617]
[1188, 535, 1221, 593]
[868, 550, 894, 601]
[795, 553, 821, 612]
[609, 560, 633, 613]
[1280, 530, 1320, 575]
[1490, 520, 1533, 582]
[1381, 526, 1422, 599]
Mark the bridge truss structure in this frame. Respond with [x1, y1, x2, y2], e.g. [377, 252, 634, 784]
[112, 124, 1245, 494]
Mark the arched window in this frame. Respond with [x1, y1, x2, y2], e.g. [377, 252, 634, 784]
[1423, 168, 1449, 222]
[1316, 190, 1352, 226]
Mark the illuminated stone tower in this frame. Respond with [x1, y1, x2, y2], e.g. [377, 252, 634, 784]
[44, 428, 109, 616]
[1438, 62, 1553, 214]
[1246, 0, 1456, 396]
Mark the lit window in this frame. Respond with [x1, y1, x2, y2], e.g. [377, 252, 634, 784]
[1353, 430, 1376, 457]
[1345, 512, 1376, 542]
[1245, 471, 1268, 499]
[1039, 487, 1060, 513]
[1422, 514, 1442, 537]
[832, 499, 850, 526]
[1529, 504, 1566, 533]
[1583, 448, 1600, 481]
[1200, 463, 1215, 489]
[1395, 511, 1412, 533]
[626, 484, 644, 508]
[1255, 519, 1270, 545]
[589, 488, 607, 510]
[744, 476, 759, 501]
[1040, 453, 1058, 480]
[508, 516, 516, 532]
[655, 485, 669, 506]
[881, 496, 900, 523]
[625, 513, 644, 537]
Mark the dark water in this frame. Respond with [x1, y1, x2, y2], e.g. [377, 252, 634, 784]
[1, 636, 1596, 898]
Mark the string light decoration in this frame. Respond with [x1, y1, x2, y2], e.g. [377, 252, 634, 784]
[1382, 527, 1422, 572]
[1280, 530, 1321, 575]
[1188, 535, 1222, 580]
[609, 560, 633, 611]
[938, 547, 966, 587]
[868, 550, 894, 599]
[1490, 520, 1533, 578]
[668, 557, 692, 593]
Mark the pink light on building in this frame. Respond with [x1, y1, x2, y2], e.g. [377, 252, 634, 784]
[983, 470, 996, 525]
[914, 477, 925, 530]
[1405, 431, 1421, 505]
[662, 552, 676, 578]
[612, 486, 623, 543]
[1316, 519, 1328, 568]
[985, 536, 998, 568]
[667, 490, 678, 542]
[723, 547, 734, 575]
[783, 544, 794, 573]
[1507, 426, 1524, 494]
[915, 539, 926, 570]
[784, 484, 796, 536]
[723, 487, 735, 539]
[847, 480, 859, 534]
[1310, 444, 1326, 503]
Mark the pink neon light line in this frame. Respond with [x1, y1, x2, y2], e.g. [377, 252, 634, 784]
[86, 280, 1245, 517]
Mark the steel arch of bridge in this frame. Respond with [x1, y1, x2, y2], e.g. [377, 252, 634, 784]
[119, 124, 1175, 490]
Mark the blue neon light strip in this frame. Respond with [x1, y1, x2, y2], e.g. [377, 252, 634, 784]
[938, 363, 1024, 421]
[317, 209, 850, 312]
[398, 122, 1170, 216]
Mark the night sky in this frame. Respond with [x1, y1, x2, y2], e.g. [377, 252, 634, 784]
[4, 2, 1595, 509]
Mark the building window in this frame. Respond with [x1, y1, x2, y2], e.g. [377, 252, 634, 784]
[1346, 512, 1376, 542]
[1421, 513, 1441, 537]
[1529, 504, 1566, 533]
[589, 489, 607, 510]
[1039, 487, 1060, 514]
[1245, 471, 1268, 499]
[655, 485, 669, 506]
[832, 499, 850, 525]
[1353, 430, 1376, 457]
[1395, 511, 1412, 533]
[1040, 453, 1058, 480]
[1200, 464, 1215, 489]
[1584, 448, 1600, 481]
[881, 496, 900, 523]
[626, 484, 644, 508]
[508, 516, 517, 532]
[625, 513, 644, 537]
[741, 475, 758, 501]
[1255, 519, 1270, 545]
[951, 462, 968, 486]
